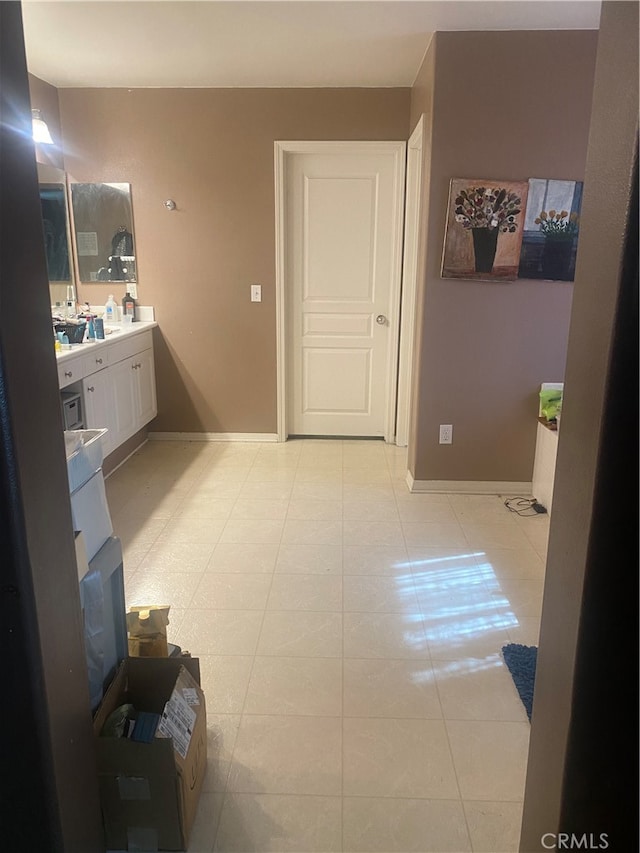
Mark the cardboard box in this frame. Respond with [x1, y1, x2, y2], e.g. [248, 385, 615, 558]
[93, 657, 207, 851]
[127, 605, 171, 657]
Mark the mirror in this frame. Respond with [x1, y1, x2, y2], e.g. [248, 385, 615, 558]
[70, 182, 137, 284]
[37, 163, 74, 306]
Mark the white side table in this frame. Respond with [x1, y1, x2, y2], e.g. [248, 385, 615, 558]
[532, 418, 559, 514]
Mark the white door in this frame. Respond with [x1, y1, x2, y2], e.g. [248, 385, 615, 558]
[281, 142, 405, 438]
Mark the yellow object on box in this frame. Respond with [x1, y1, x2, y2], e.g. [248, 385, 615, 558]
[126, 605, 170, 657]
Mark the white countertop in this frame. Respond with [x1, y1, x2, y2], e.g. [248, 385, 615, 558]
[55, 320, 157, 363]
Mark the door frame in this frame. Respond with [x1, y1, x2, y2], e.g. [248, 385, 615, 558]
[274, 140, 407, 442]
[395, 115, 425, 447]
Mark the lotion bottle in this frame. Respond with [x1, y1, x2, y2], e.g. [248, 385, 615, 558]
[105, 294, 118, 324]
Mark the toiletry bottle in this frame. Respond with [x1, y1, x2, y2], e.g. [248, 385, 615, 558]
[122, 289, 137, 322]
[65, 285, 75, 318]
[87, 314, 96, 340]
[105, 294, 118, 324]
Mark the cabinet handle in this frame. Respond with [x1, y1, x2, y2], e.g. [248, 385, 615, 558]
[64, 371, 73, 378]
[87, 386, 95, 392]
[95, 357, 103, 365]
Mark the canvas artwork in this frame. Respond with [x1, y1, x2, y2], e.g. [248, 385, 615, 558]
[441, 179, 529, 281]
[518, 178, 583, 281]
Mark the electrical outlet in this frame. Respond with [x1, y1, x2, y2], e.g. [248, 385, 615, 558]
[251, 284, 262, 302]
[127, 283, 138, 299]
[439, 424, 453, 444]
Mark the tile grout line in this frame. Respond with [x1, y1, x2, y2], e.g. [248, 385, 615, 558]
[222, 441, 302, 810]
[410, 492, 474, 848]
[207, 440, 301, 853]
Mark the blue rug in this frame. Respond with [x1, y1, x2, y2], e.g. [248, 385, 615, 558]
[502, 643, 538, 721]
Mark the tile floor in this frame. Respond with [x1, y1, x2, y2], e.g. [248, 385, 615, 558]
[106, 438, 549, 853]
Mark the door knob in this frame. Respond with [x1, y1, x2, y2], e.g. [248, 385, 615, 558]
[376, 314, 387, 325]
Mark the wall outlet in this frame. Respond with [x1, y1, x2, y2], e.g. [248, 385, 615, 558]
[251, 284, 262, 302]
[127, 283, 138, 299]
[439, 424, 453, 444]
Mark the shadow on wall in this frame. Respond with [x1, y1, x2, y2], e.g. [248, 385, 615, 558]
[152, 328, 218, 434]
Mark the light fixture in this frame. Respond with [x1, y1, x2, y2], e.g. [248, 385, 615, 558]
[31, 108, 54, 145]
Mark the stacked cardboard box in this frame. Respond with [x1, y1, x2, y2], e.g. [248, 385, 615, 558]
[93, 656, 207, 851]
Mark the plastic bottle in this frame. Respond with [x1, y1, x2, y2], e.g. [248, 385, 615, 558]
[105, 294, 118, 324]
[87, 314, 96, 340]
[122, 289, 137, 322]
[65, 285, 75, 318]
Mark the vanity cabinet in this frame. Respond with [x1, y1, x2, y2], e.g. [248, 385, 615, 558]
[109, 349, 157, 450]
[58, 326, 157, 458]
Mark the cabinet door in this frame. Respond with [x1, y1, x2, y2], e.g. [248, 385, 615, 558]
[110, 357, 137, 447]
[134, 348, 157, 427]
[82, 369, 115, 456]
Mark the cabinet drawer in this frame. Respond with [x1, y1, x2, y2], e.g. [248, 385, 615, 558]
[107, 330, 153, 366]
[58, 356, 84, 388]
[83, 348, 109, 374]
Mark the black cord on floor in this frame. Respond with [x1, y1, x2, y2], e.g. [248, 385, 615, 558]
[504, 496, 548, 517]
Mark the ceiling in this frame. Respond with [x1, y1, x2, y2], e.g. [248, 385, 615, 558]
[22, 0, 602, 89]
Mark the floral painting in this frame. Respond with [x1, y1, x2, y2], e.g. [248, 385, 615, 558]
[518, 178, 583, 281]
[441, 179, 529, 281]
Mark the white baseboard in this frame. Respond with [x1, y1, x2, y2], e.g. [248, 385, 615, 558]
[148, 432, 279, 443]
[406, 472, 533, 495]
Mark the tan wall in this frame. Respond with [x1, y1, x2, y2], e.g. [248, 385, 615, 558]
[409, 31, 598, 483]
[28, 73, 64, 170]
[53, 88, 410, 434]
[520, 4, 639, 848]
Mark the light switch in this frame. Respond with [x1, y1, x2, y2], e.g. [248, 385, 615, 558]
[251, 284, 262, 302]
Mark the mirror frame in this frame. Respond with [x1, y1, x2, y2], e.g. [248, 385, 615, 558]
[37, 163, 76, 305]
